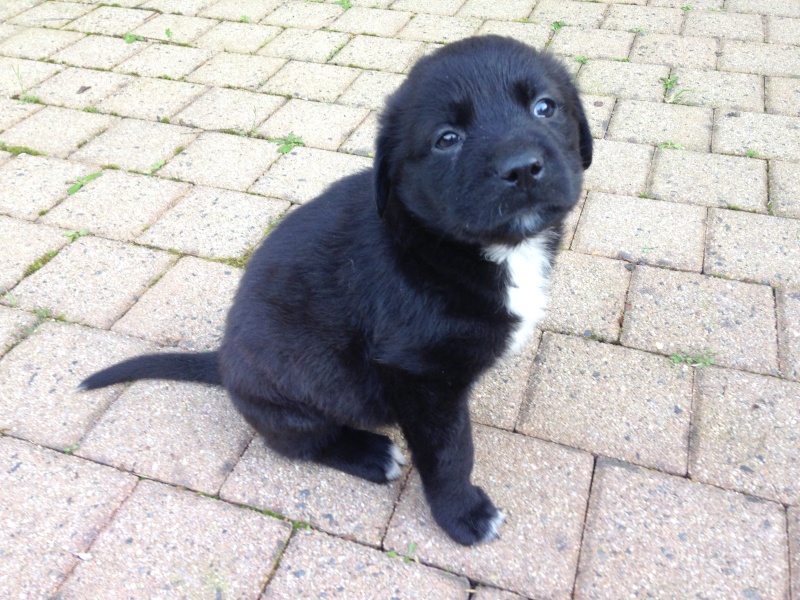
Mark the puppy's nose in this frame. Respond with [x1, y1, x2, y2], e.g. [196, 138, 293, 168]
[498, 154, 544, 191]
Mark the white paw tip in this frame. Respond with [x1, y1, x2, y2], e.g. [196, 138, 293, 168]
[390, 444, 408, 466]
[385, 460, 402, 481]
[481, 510, 506, 543]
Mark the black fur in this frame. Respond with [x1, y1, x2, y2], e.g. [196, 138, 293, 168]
[80, 36, 592, 546]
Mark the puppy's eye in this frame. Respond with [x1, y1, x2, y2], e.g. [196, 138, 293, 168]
[532, 98, 556, 118]
[435, 131, 461, 150]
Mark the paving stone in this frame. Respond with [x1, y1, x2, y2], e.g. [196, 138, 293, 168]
[0, 321, 156, 447]
[340, 109, 378, 156]
[398, 13, 480, 43]
[0, 56, 62, 97]
[573, 192, 706, 271]
[8, 1, 94, 28]
[0, 150, 9, 164]
[258, 99, 368, 151]
[549, 27, 634, 61]
[576, 60, 668, 101]
[0, 23, 23, 42]
[0, 26, 84, 60]
[385, 425, 594, 600]
[542, 252, 631, 342]
[199, 0, 282, 22]
[0, 437, 136, 599]
[521, 333, 691, 473]
[263, 61, 360, 103]
[130, 13, 217, 43]
[70, 118, 198, 173]
[766, 76, 800, 117]
[50, 34, 148, 70]
[767, 15, 800, 44]
[667, 68, 764, 112]
[0, 96, 42, 132]
[720, 40, 800, 77]
[0, 304, 36, 356]
[337, 69, 405, 111]
[141, 0, 216, 15]
[649, 148, 768, 211]
[59, 480, 292, 599]
[159, 131, 280, 190]
[457, 0, 535, 20]
[250, 146, 370, 203]
[531, 0, 608, 29]
[174, 87, 284, 133]
[475, 20, 551, 48]
[263, 0, 343, 29]
[0, 0, 42, 21]
[30, 67, 134, 110]
[185, 51, 285, 90]
[582, 139, 653, 197]
[684, 10, 764, 42]
[331, 35, 423, 73]
[0, 216, 68, 291]
[2, 105, 115, 159]
[392, 0, 466, 16]
[791, 508, 800, 600]
[580, 94, 615, 138]
[330, 7, 411, 37]
[575, 458, 789, 599]
[112, 256, 240, 350]
[473, 588, 526, 600]
[471, 334, 540, 431]
[67, 6, 155, 36]
[259, 28, 351, 63]
[79, 379, 252, 493]
[12, 236, 175, 328]
[0, 153, 94, 220]
[607, 100, 713, 151]
[220, 431, 405, 546]
[41, 169, 190, 240]
[623, 266, 778, 374]
[97, 77, 206, 121]
[691, 367, 800, 505]
[114, 43, 214, 79]
[138, 185, 288, 258]
[601, 5, 684, 34]
[727, 0, 800, 17]
[705, 208, 800, 288]
[561, 190, 587, 248]
[631, 33, 718, 69]
[650, 0, 722, 7]
[770, 160, 800, 218]
[714, 110, 800, 162]
[263, 529, 469, 599]
[193, 20, 280, 53]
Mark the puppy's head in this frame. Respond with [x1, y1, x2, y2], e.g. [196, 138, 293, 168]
[375, 36, 592, 246]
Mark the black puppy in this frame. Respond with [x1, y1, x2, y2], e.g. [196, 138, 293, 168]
[80, 36, 592, 546]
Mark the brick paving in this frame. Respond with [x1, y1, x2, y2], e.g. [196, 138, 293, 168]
[0, 0, 797, 598]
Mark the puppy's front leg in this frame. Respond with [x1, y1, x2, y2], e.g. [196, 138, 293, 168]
[394, 390, 504, 546]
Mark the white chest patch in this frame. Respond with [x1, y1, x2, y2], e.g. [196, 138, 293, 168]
[484, 234, 553, 355]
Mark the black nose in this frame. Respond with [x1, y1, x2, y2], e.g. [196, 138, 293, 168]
[498, 153, 544, 191]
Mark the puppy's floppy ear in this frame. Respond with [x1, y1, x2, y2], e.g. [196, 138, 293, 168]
[574, 98, 593, 170]
[374, 129, 392, 217]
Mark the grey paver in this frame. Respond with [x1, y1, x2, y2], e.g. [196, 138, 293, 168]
[330, 7, 412, 37]
[79, 379, 252, 493]
[692, 366, 800, 505]
[185, 51, 285, 90]
[668, 68, 764, 112]
[575, 59, 669, 102]
[257, 99, 368, 151]
[398, 13, 481, 44]
[130, 12, 217, 43]
[50, 34, 148, 70]
[684, 10, 765, 42]
[112, 256, 240, 350]
[778, 290, 800, 381]
[70, 117, 198, 173]
[114, 43, 214, 79]
[601, 5, 684, 35]
[631, 33, 718, 68]
[714, 110, 800, 161]
[41, 169, 190, 240]
[622, 266, 778, 374]
[0, 216, 68, 291]
[531, 0, 607, 28]
[0, 96, 41, 131]
[575, 458, 789, 599]
[159, 131, 280, 191]
[263, 0, 343, 29]
[0, 105, 116, 158]
[0, 56, 62, 97]
[0, 26, 84, 60]
[385, 425, 594, 600]
[458, 0, 535, 20]
[173, 87, 284, 132]
[141, 0, 216, 15]
[340, 110, 378, 156]
[58, 480, 292, 599]
[720, 40, 800, 77]
[573, 192, 707, 272]
[392, 0, 466, 16]
[581, 94, 615, 139]
[0, 23, 22, 42]
[30, 67, 134, 110]
[728, 0, 800, 17]
[0, 305, 36, 356]
[199, 0, 282, 21]
[649, 148, 768, 211]
[0, 321, 156, 447]
[582, 139, 653, 196]
[0, 153, 95, 220]
[8, 1, 93, 28]
[705, 208, 800, 288]
[549, 27, 634, 61]
[250, 146, 371, 203]
[607, 100, 713, 152]
[11, 236, 175, 328]
[770, 159, 800, 218]
[220, 431, 405, 546]
[330, 35, 423, 73]
[0, 437, 136, 599]
[97, 77, 206, 121]
[67, 6, 155, 36]
[263, 529, 469, 599]
[258, 28, 352, 63]
[766, 76, 800, 117]
[792, 508, 800, 600]
[262, 61, 360, 103]
[138, 185, 289, 258]
[476, 20, 551, 47]
[337, 69, 405, 111]
[520, 333, 692, 474]
[0, 0, 42, 21]
[768, 15, 800, 44]
[542, 251, 631, 342]
[194, 20, 280, 53]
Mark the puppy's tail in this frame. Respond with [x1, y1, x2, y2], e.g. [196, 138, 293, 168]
[77, 351, 221, 391]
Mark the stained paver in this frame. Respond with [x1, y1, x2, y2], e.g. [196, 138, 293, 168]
[30, 67, 134, 111]
[582, 139, 653, 196]
[630, 32, 719, 68]
[719, 40, 800, 77]
[714, 110, 800, 161]
[97, 77, 207, 122]
[173, 87, 284, 133]
[607, 100, 713, 152]
[669, 68, 764, 112]
[262, 61, 360, 103]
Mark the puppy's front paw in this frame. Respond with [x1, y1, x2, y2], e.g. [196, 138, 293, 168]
[433, 485, 505, 546]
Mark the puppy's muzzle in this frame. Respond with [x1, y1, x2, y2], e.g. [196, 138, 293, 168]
[498, 151, 544, 192]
